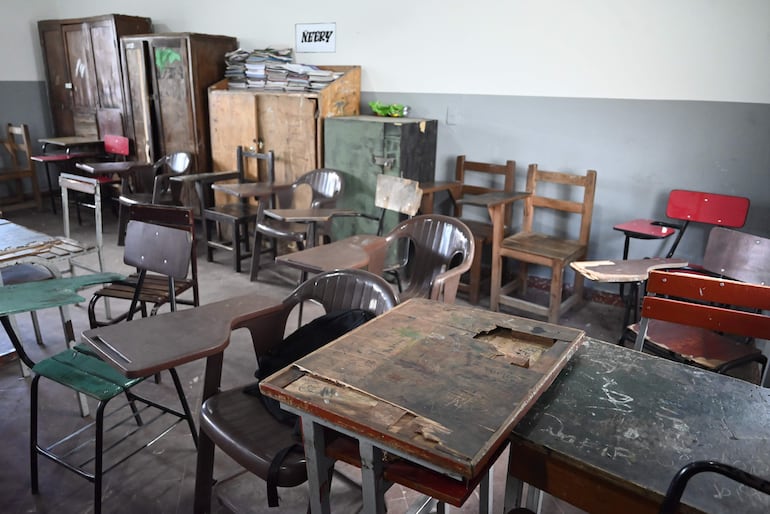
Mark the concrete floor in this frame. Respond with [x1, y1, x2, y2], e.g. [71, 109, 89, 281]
[0, 204, 626, 514]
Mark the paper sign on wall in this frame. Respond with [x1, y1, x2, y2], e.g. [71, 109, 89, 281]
[295, 23, 336, 53]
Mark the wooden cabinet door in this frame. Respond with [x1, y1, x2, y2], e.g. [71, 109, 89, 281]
[122, 38, 155, 162]
[62, 22, 99, 136]
[39, 23, 75, 135]
[148, 37, 196, 159]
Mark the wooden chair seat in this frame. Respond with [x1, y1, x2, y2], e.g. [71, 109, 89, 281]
[627, 319, 763, 370]
[501, 232, 585, 261]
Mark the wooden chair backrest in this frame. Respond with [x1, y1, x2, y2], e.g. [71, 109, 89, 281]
[702, 227, 770, 285]
[2, 123, 32, 170]
[642, 270, 770, 342]
[103, 134, 129, 158]
[454, 155, 515, 221]
[522, 164, 598, 245]
[237, 146, 275, 183]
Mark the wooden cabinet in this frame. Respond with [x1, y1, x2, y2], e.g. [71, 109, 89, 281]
[324, 115, 438, 239]
[38, 14, 152, 138]
[121, 33, 237, 172]
[207, 66, 361, 184]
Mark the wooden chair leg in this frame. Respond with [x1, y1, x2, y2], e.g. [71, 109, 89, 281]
[468, 239, 484, 305]
[548, 263, 564, 324]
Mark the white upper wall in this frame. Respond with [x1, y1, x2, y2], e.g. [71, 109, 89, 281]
[4, 0, 769, 103]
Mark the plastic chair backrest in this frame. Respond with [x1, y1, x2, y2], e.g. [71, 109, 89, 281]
[292, 168, 343, 208]
[384, 214, 475, 301]
[285, 268, 399, 315]
[701, 227, 770, 285]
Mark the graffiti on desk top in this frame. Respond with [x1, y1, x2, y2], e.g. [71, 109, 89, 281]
[540, 414, 635, 465]
[583, 376, 635, 414]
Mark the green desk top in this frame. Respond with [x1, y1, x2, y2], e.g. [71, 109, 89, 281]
[0, 272, 123, 316]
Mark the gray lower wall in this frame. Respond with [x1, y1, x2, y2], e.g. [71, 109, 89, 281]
[3, 81, 769, 292]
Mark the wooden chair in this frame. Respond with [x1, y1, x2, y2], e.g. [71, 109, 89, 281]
[250, 168, 344, 281]
[87, 204, 199, 328]
[452, 155, 516, 304]
[613, 189, 750, 260]
[633, 270, 769, 383]
[382, 214, 475, 303]
[659, 461, 770, 514]
[197, 269, 398, 510]
[201, 146, 275, 272]
[22, 219, 199, 514]
[0, 123, 41, 211]
[491, 165, 597, 323]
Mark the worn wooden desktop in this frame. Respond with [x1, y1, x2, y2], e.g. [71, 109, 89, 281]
[264, 207, 358, 248]
[418, 180, 463, 214]
[276, 234, 387, 275]
[39, 136, 104, 155]
[0, 218, 95, 276]
[570, 257, 689, 330]
[260, 297, 585, 514]
[505, 339, 770, 514]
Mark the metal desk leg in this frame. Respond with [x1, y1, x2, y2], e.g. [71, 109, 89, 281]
[301, 416, 335, 514]
[358, 440, 387, 514]
[193, 352, 225, 514]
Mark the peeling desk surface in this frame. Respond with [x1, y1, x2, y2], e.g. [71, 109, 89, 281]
[260, 297, 585, 481]
[508, 339, 770, 514]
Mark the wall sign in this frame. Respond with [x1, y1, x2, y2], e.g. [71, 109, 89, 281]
[295, 22, 336, 53]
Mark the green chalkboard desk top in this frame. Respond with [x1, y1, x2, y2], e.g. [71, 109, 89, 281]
[508, 339, 770, 514]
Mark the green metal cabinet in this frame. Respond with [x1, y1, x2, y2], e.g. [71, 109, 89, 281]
[324, 115, 438, 239]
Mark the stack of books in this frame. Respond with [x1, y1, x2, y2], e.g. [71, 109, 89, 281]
[224, 48, 293, 89]
[223, 49, 342, 92]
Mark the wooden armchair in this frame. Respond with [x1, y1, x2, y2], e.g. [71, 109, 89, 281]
[491, 165, 597, 323]
[0, 123, 41, 211]
[452, 155, 515, 304]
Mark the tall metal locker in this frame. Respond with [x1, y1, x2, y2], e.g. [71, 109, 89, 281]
[324, 115, 438, 239]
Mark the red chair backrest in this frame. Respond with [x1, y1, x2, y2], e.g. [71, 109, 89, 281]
[666, 190, 749, 228]
[103, 135, 129, 157]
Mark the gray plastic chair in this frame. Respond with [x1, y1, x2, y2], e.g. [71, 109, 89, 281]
[383, 214, 475, 303]
[198, 269, 398, 510]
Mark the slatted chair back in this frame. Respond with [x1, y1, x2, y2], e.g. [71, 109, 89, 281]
[634, 270, 770, 380]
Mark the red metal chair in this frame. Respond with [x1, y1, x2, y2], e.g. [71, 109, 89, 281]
[613, 189, 750, 260]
